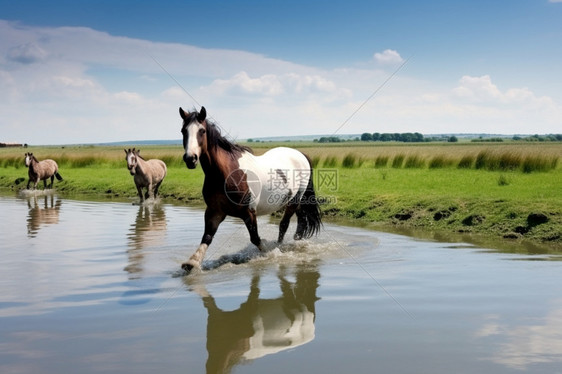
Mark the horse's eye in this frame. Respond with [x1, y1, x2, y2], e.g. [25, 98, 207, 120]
[199, 128, 206, 135]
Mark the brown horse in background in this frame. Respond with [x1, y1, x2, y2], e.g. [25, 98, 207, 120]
[24, 152, 63, 189]
[125, 148, 167, 203]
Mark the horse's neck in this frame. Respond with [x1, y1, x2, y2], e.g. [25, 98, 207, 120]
[135, 157, 148, 173]
[200, 147, 234, 178]
[29, 159, 39, 173]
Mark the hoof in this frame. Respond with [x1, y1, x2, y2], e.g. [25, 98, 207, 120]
[181, 259, 201, 273]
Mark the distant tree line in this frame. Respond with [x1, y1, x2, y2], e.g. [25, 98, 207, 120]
[315, 136, 345, 143]
[361, 132, 425, 142]
[513, 134, 562, 142]
[313, 133, 459, 143]
[253, 133, 561, 144]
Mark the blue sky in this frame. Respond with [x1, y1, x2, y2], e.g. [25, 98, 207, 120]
[1, 0, 561, 144]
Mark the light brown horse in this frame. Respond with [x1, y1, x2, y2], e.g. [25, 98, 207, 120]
[124, 148, 167, 203]
[24, 152, 63, 189]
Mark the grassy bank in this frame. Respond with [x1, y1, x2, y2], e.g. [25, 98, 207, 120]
[1, 142, 561, 248]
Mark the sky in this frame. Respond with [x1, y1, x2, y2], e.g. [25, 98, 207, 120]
[1, 0, 561, 145]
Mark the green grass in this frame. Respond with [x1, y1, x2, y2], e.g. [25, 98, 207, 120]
[317, 167, 561, 245]
[1, 143, 561, 246]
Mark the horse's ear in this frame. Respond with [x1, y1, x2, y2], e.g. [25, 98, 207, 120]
[124, 149, 128, 154]
[197, 107, 206, 123]
[179, 107, 189, 120]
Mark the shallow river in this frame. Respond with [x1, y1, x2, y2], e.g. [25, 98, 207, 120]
[1, 192, 561, 374]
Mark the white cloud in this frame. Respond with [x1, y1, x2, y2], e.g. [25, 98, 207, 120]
[373, 49, 404, 65]
[453, 75, 502, 101]
[7, 42, 47, 64]
[475, 306, 562, 370]
[0, 20, 560, 145]
[206, 71, 284, 96]
[453, 75, 555, 108]
[203, 71, 345, 99]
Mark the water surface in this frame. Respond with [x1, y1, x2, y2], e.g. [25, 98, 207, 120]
[1, 192, 561, 374]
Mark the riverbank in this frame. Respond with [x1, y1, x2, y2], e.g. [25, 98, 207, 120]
[1, 143, 561, 249]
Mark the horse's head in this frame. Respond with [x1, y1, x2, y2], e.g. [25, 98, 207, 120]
[179, 106, 207, 169]
[24, 153, 33, 167]
[124, 148, 139, 175]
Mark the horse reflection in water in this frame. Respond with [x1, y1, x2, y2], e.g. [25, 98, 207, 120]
[26, 195, 62, 237]
[188, 263, 320, 374]
[125, 203, 167, 277]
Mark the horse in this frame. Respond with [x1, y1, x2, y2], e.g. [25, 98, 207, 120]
[179, 106, 322, 272]
[26, 194, 62, 238]
[124, 148, 167, 203]
[24, 152, 63, 190]
[187, 264, 319, 373]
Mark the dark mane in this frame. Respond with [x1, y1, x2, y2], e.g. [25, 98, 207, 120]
[135, 151, 145, 161]
[206, 120, 253, 157]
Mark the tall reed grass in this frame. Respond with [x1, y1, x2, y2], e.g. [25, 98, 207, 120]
[341, 153, 364, 168]
[404, 155, 425, 168]
[1, 143, 559, 174]
[374, 156, 389, 168]
[312, 149, 558, 172]
[473, 150, 558, 172]
[391, 154, 405, 168]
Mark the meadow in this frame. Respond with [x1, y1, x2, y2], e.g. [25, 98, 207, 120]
[1, 141, 561, 247]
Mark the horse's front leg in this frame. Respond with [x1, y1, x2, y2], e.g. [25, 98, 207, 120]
[49, 175, 54, 189]
[182, 209, 226, 272]
[146, 182, 154, 200]
[136, 184, 144, 203]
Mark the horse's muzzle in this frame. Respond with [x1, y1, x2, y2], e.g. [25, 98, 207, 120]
[183, 154, 198, 169]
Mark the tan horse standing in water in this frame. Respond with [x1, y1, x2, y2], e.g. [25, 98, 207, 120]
[24, 153, 63, 189]
[124, 148, 167, 203]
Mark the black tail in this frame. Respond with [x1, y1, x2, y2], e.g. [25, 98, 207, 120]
[295, 168, 322, 239]
[55, 172, 63, 181]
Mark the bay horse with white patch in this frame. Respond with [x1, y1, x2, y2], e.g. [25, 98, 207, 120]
[125, 148, 167, 203]
[179, 106, 322, 272]
[24, 152, 63, 189]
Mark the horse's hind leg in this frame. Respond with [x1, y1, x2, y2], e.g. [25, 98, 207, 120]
[294, 209, 308, 240]
[154, 181, 162, 198]
[243, 209, 263, 250]
[278, 204, 297, 243]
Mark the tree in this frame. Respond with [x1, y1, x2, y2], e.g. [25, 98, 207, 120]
[380, 133, 393, 142]
[448, 136, 458, 143]
[361, 132, 373, 141]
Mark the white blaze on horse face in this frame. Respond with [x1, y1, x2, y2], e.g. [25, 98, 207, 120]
[185, 123, 203, 160]
[127, 153, 137, 175]
[25, 154, 31, 167]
